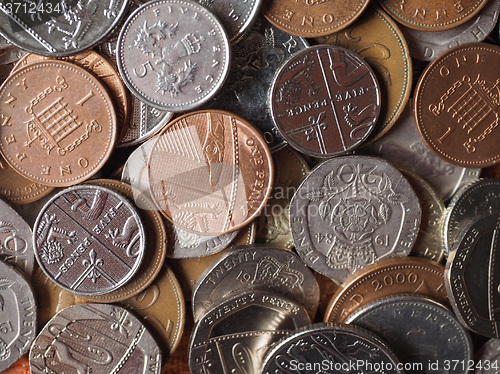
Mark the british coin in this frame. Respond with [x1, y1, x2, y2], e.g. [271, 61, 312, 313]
[192, 246, 320, 321]
[2, 355, 29, 374]
[414, 43, 500, 168]
[0, 0, 128, 57]
[316, 5, 412, 144]
[0, 260, 36, 372]
[346, 295, 473, 374]
[401, 0, 500, 61]
[33, 184, 146, 296]
[290, 155, 421, 282]
[445, 214, 500, 338]
[80, 179, 166, 303]
[189, 290, 311, 374]
[29, 303, 162, 374]
[324, 257, 448, 323]
[148, 110, 273, 236]
[378, 0, 489, 31]
[0, 60, 117, 187]
[270, 45, 381, 157]
[473, 339, 500, 373]
[261, 323, 403, 374]
[117, 0, 231, 112]
[0, 198, 34, 276]
[0, 45, 25, 65]
[262, 0, 370, 37]
[206, 16, 309, 152]
[361, 101, 481, 201]
[120, 265, 185, 359]
[314, 272, 340, 317]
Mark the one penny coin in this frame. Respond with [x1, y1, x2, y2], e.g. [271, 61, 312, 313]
[0, 60, 117, 186]
[148, 110, 273, 236]
[414, 43, 500, 168]
[270, 45, 381, 157]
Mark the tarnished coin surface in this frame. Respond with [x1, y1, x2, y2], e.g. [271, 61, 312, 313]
[446, 214, 500, 338]
[0, 60, 117, 187]
[414, 43, 500, 168]
[474, 339, 500, 373]
[29, 303, 162, 374]
[261, 323, 403, 374]
[0, 0, 129, 56]
[270, 45, 381, 157]
[0, 260, 36, 372]
[290, 155, 421, 282]
[33, 185, 145, 296]
[346, 295, 473, 374]
[148, 110, 273, 236]
[192, 246, 320, 321]
[117, 0, 231, 112]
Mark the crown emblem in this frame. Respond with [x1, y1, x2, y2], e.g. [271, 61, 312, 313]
[181, 33, 203, 55]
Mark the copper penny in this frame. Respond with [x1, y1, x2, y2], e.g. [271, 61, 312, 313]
[270, 45, 381, 157]
[33, 185, 146, 296]
[378, 0, 489, 31]
[2, 355, 29, 374]
[148, 110, 273, 236]
[0, 60, 117, 186]
[323, 257, 448, 323]
[262, 0, 370, 37]
[414, 43, 500, 168]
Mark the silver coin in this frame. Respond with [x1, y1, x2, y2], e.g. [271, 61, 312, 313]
[0, 259, 36, 372]
[189, 289, 311, 374]
[401, 0, 500, 61]
[195, 0, 262, 42]
[0, 198, 34, 277]
[0, 0, 128, 57]
[346, 294, 473, 374]
[290, 155, 421, 282]
[360, 102, 481, 201]
[192, 246, 320, 321]
[473, 339, 500, 373]
[261, 323, 403, 374]
[205, 16, 309, 152]
[0, 45, 25, 65]
[445, 213, 500, 338]
[117, 0, 231, 112]
[29, 303, 161, 373]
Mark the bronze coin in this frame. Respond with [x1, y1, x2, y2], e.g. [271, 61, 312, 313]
[414, 43, 500, 168]
[378, 0, 489, 31]
[270, 45, 381, 157]
[148, 110, 273, 236]
[0, 60, 117, 186]
[262, 0, 370, 37]
[33, 185, 146, 296]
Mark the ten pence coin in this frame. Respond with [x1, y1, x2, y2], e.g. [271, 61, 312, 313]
[0, 60, 117, 186]
[414, 43, 500, 168]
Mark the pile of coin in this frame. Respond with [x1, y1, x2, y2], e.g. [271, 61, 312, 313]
[0, 0, 498, 373]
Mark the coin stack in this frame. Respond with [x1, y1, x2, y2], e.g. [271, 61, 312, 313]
[0, 0, 498, 373]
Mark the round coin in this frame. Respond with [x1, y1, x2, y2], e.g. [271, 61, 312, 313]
[290, 155, 421, 282]
[29, 303, 162, 374]
[270, 45, 381, 157]
[473, 339, 500, 373]
[0, 60, 117, 187]
[414, 43, 500, 168]
[117, 0, 231, 112]
[0, 260, 36, 372]
[148, 110, 273, 236]
[33, 185, 145, 296]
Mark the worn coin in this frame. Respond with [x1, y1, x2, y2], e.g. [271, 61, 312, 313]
[401, 0, 500, 61]
[0, 260, 36, 372]
[192, 246, 320, 321]
[473, 339, 500, 373]
[270, 45, 381, 157]
[117, 0, 231, 112]
[261, 323, 403, 374]
[262, 0, 370, 37]
[316, 5, 412, 144]
[0, 60, 117, 186]
[414, 43, 500, 168]
[33, 184, 145, 296]
[29, 303, 162, 373]
[148, 110, 273, 236]
[290, 155, 421, 282]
